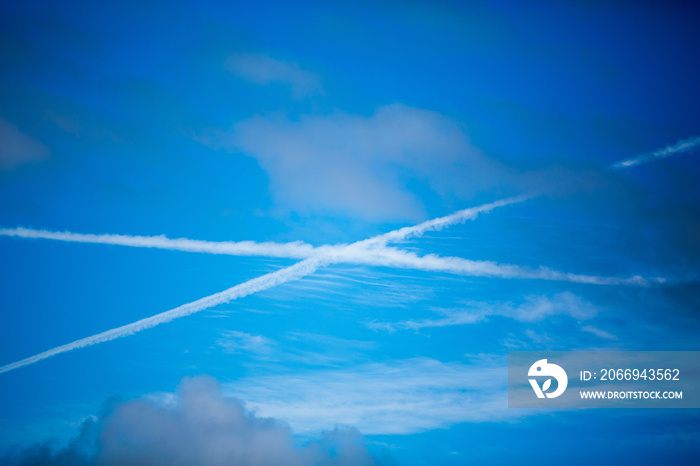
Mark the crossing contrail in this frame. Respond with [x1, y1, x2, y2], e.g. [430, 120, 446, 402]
[0, 197, 654, 375]
[2, 137, 683, 375]
[0, 199, 524, 375]
[0, 197, 647, 285]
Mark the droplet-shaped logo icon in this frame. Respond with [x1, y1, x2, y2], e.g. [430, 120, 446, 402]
[528, 359, 568, 398]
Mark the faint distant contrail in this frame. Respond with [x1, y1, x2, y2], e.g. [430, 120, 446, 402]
[613, 136, 700, 169]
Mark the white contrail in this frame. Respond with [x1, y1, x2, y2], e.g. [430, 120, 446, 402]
[0, 227, 315, 259]
[0, 196, 640, 285]
[0, 197, 527, 259]
[328, 246, 651, 286]
[0, 197, 651, 375]
[0, 258, 321, 375]
[3, 201, 517, 375]
[359, 196, 529, 246]
[613, 136, 700, 169]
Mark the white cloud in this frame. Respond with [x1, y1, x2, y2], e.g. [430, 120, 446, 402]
[0, 119, 50, 170]
[226, 53, 323, 98]
[217, 330, 275, 355]
[9, 376, 387, 465]
[213, 327, 376, 366]
[369, 292, 598, 331]
[225, 357, 517, 435]
[204, 104, 505, 220]
[581, 325, 618, 340]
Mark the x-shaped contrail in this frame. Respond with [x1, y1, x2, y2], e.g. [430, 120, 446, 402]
[0, 196, 654, 375]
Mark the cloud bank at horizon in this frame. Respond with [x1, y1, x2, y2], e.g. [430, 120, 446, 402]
[3, 376, 387, 466]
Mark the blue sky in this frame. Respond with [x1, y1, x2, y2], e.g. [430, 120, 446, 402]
[1, 1, 699, 464]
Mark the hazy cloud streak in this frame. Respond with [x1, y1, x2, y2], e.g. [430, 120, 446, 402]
[226, 53, 323, 98]
[225, 357, 514, 435]
[0, 119, 50, 170]
[368, 292, 598, 332]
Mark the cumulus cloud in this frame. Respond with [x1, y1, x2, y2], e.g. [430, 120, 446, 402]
[226, 53, 323, 98]
[4, 376, 388, 466]
[203, 104, 507, 220]
[0, 119, 50, 170]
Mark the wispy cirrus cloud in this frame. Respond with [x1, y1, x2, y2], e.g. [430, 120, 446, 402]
[216, 330, 275, 355]
[214, 329, 376, 367]
[225, 357, 514, 435]
[0, 119, 50, 170]
[368, 292, 598, 332]
[581, 325, 618, 340]
[226, 53, 323, 98]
